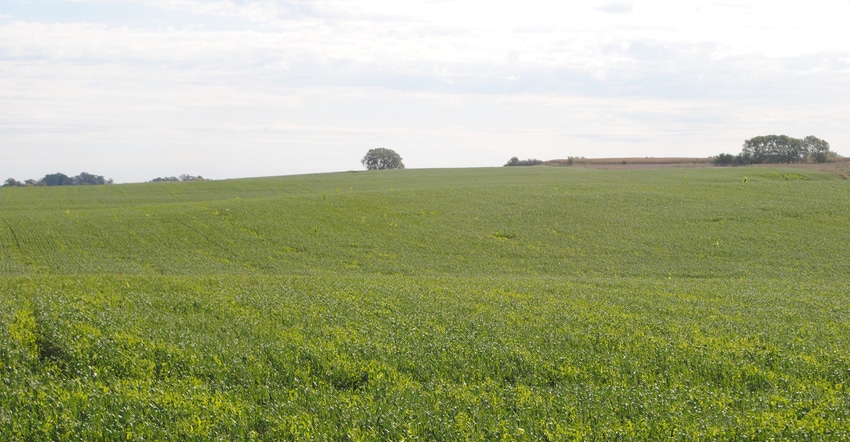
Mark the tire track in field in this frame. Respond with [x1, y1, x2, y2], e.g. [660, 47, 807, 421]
[2, 222, 38, 272]
[171, 216, 255, 272]
[173, 217, 230, 253]
[5, 224, 24, 255]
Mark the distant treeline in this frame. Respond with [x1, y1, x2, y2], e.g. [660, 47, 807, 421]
[3, 172, 113, 187]
[715, 135, 835, 165]
[504, 157, 544, 167]
[150, 174, 205, 182]
[2, 173, 209, 187]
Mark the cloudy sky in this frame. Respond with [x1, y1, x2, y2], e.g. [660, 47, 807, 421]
[2, 0, 849, 182]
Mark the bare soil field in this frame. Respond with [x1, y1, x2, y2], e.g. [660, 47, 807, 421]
[546, 157, 713, 168]
[545, 157, 850, 178]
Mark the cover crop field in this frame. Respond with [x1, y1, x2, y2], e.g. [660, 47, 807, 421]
[1, 167, 849, 440]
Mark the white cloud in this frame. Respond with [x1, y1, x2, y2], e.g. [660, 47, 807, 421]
[596, 2, 634, 14]
[1, 0, 849, 182]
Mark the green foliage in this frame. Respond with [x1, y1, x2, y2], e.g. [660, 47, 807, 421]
[740, 135, 832, 164]
[73, 172, 112, 185]
[40, 172, 75, 186]
[361, 148, 404, 170]
[713, 153, 745, 165]
[8, 172, 114, 187]
[504, 157, 543, 166]
[1, 167, 850, 439]
[804, 135, 831, 163]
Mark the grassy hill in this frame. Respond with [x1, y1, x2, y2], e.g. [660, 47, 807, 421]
[2, 167, 849, 439]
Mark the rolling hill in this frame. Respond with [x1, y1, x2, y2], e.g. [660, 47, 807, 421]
[2, 166, 849, 439]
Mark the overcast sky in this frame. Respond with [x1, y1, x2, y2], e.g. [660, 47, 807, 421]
[2, 0, 849, 183]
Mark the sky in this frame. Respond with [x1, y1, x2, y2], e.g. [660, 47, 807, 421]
[2, 0, 849, 183]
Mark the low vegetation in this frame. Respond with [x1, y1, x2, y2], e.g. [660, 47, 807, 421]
[1, 167, 849, 439]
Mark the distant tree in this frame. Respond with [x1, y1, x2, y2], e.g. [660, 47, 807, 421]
[179, 174, 204, 182]
[40, 173, 74, 186]
[716, 135, 833, 166]
[713, 153, 733, 165]
[740, 135, 831, 164]
[37, 172, 112, 186]
[3, 178, 23, 187]
[151, 176, 180, 182]
[803, 135, 830, 163]
[713, 153, 745, 166]
[742, 135, 795, 163]
[504, 157, 543, 166]
[73, 172, 110, 185]
[362, 148, 404, 170]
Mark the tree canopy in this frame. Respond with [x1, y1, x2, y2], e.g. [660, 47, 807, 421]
[715, 135, 832, 165]
[504, 157, 543, 167]
[73, 172, 111, 185]
[362, 148, 405, 170]
[3, 172, 112, 187]
[41, 173, 75, 186]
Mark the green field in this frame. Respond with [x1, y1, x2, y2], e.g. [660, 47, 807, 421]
[2, 167, 849, 440]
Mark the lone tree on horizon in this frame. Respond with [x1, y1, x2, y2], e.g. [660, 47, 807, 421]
[362, 148, 405, 170]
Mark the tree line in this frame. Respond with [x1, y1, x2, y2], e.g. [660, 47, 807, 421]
[504, 157, 543, 166]
[150, 174, 205, 182]
[715, 135, 834, 165]
[3, 172, 113, 187]
[2, 172, 209, 187]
